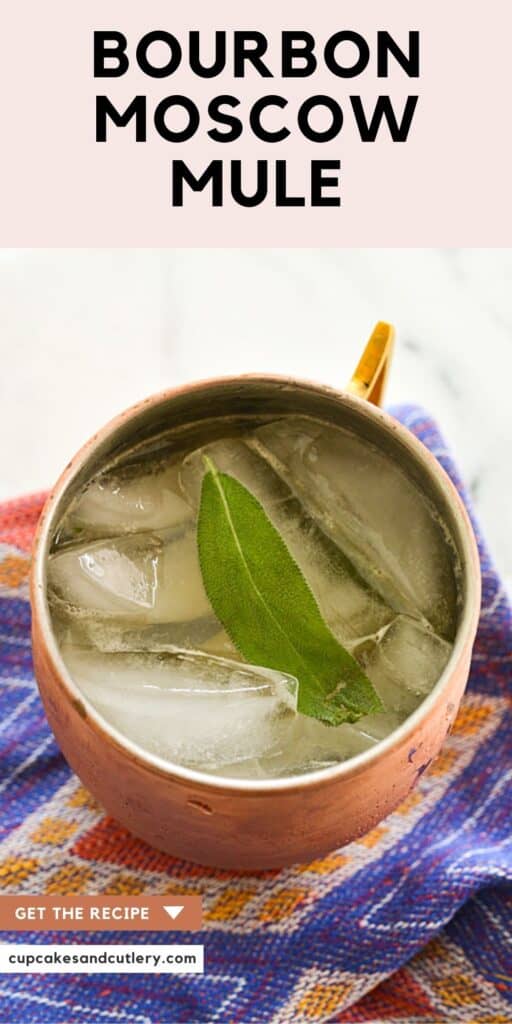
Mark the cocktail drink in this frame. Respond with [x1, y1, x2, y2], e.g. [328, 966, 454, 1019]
[48, 413, 461, 780]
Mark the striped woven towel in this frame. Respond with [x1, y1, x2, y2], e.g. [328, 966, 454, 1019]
[0, 405, 510, 1024]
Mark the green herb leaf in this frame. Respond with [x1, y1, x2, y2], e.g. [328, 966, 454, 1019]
[197, 458, 383, 726]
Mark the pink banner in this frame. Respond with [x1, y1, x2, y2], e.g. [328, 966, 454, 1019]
[1, 0, 510, 244]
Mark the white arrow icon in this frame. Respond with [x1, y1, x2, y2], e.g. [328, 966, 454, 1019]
[163, 905, 184, 921]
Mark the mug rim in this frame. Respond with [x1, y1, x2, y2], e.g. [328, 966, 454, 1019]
[30, 373, 482, 795]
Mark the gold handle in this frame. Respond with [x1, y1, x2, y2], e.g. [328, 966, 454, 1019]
[346, 322, 395, 407]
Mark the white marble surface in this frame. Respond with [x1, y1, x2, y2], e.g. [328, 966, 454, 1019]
[0, 248, 510, 591]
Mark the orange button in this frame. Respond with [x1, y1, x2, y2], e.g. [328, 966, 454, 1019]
[0, 895, 202, 931]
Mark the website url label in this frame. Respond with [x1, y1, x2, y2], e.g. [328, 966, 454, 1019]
[0, 944, 204, 974]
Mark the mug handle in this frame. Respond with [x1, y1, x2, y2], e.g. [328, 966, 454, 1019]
[346, 322, 395, 407]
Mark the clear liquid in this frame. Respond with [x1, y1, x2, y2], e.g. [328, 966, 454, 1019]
[48, 414, 460, 779]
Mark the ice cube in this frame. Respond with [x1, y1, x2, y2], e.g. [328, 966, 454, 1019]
[200, 630, 241, 660]
[253, 417, 459, 638]
[251, 417, 323, 470]
[179, 437, 291, 510]
[48, 527, 212, 624]
[206, 703, 406, 779]
[282, 509, 393, 641]
[68, 615, 226, 655]
[66, 459, 192, 538]
[180, 437, 393, 640]
[354, 708, 405, 740]
[256, 712, 384, 778]
[61, 644, 298, 768]
[208, 758, 271, 780]
[355, 614, 452, 715]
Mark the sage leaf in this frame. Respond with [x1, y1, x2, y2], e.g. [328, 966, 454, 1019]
[197, 458, 383, 726]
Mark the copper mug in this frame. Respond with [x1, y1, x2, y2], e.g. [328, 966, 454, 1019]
[30, 325, 481, 869]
